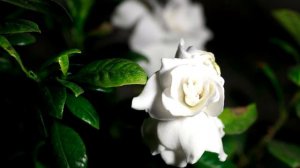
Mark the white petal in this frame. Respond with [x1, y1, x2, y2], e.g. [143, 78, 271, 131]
[137, 43, 177, 76]
[161, 150, 188, 168]
[156, 118, 181, 150]
[129, 14, 165, 51]
[162, 88, 194, 117]
[179, 113, 227, 163]
[132, 74, 158, 111]
[205, 83, 225, 116]
[111, 0, 147, 29]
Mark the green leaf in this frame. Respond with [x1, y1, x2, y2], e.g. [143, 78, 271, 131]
[6, 33, 36, 46]
[0, 19, 41, 34]
[272, 9, 300, 45]
[57, 49, 81, 76]
[268, 140, 300, 168]
[66, 94, 99, 129]
[291, 91, 300, 118]
[126, 50, 149, 63]
[288, 65, 300, 86]
[260, 63, 284, 105]
[43, 86, 67, 119]
[66, 0, 94, 30]
[271, 38, 300, 63]
[0, 35, 37, 79]
[219, 104, 257, 135]
[75, 58, 147, 88]
[57, 78, 84, 97]
[51, 122, 87, 168]
[58, 55, 69, 76]
[194, 152, 236, 168]
[40, 49, 81, 72]
[0, 35, 21, 59]
[223, 135, 245, 159]
[1, 0, 72, 22]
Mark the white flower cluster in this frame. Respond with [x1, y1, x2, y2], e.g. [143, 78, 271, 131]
[112, 0, 212, 76]
[132, 40, 227, 167]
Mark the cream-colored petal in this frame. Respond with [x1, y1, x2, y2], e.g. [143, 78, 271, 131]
[111, 0, 147, 29]
[162, 88, 194, 117]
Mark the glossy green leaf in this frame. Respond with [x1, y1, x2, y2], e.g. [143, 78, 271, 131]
[288, 65, 300, 86]
[40, 49, 81, 72]
[0, 19, 41, 34]
[0, 35, 20, 59]
[66, 94, 99, 129]
[51, 122, 87, 168]
[268, 140, 300, 168]
[6, 33, 36, 46]
[58, 54, 69, 76]
[219, 104, 257, 135]
[75, 58, 147, 88]
[43, 86, 67, 119]
[57, 49, 81, 76]
[57, 78, 84, 97]
[0, 35, 37, 79]
[272, 9, 300, 45]
[194, 152, 236, 168]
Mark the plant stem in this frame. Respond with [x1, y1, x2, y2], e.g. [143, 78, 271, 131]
[238, 105, 288, 167]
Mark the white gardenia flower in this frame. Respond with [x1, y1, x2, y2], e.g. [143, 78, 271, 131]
[132, 39, 224, 120]
[111, 0, 212, 76]
[142, 113, 227, 167]
[131, 40, 227, 167]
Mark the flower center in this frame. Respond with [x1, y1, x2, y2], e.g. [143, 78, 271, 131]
[182, 78, 203, 107]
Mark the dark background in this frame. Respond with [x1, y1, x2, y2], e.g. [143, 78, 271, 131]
[1, 0, 300, 167]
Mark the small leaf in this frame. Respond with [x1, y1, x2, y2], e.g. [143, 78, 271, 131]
[66, 94, 99, 129]
[271, 38, 300, 63]
[75, 58, 147, 88]
[0, 19, 41, 34]
[40, 49, 81, 72]
[259, 63, 284, 104]
[57, 78, 84, 97]
[268, 140, 300, 168]
[57, 49, 81, 76]
[43, 86, 67, 119]
[0, 35, 34, 79]
[219, 104, 257, 135]
[272, 9, 300, 45]
[6, 33, 36, 46]
[0, 35, 20, 59]
[288, 65, 300, 86]
[194, 152, 236, 168]
[51, 122, 87, 168]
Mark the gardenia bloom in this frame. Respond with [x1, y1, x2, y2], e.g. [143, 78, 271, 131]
[132, 40, 227, 167]
[112, 0, 212, 76]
